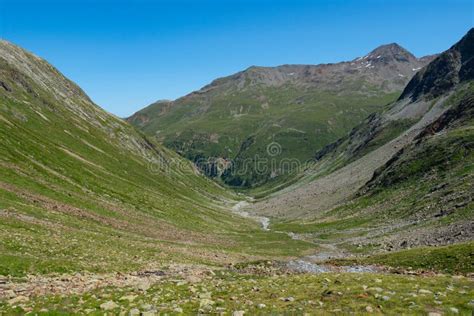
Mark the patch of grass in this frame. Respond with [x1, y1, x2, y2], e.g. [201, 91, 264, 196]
[363, 242, 474, 274]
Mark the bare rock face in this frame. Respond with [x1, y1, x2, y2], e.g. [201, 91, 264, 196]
[400, 28, 474, 101]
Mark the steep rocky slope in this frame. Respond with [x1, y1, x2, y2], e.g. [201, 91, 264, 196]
[254, 28, 474, 251]
[128, 44, 434, 188]
[0, 40, 311, 277]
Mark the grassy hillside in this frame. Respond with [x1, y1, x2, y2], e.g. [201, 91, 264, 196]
[0, 40, 313, 277]
[270, 83, 474, 256]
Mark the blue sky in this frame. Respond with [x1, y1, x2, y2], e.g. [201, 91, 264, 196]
[1, 0, 472, 117]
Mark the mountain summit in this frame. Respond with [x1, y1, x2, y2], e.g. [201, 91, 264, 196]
[365, 43, 417, 63]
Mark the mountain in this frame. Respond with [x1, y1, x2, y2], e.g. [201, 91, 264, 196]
[0, 40, 310, 277]
[253, 28, 474, 252]
[128, 44, 435, 188]
[1, 33, 473, 315]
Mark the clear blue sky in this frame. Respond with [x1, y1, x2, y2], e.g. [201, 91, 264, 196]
[1, 0, 472, 117]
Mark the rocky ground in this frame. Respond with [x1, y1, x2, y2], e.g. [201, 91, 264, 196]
[0, 262, 473, 315]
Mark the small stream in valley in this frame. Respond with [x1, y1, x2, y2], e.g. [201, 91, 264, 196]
[232, 200, 379, 274]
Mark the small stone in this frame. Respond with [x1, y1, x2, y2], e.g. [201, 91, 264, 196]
[428, 312, 441, 316]
[285, 297, 295, 302]
[232, 311, 245, 316]
[129, 309, 140, 316]
[186, 276, 201, 283]
[4, 290, 16, 299]
[382, 296, 390, 301]
[174, 307, 183, 313]
[449, 307, 459, 314]
[419, 289, 432, 294]
[141, 303, 154, 311]
[8, 296, 29, 305]
[136, 281, 151, 292]
[199, 299, 215, 308]
[198, 292, 212, 299]
[120, 295, 137, 302]
[365, 306, 373, 313]
[257, 303, 266, 309]
[100, 300, 119, 311]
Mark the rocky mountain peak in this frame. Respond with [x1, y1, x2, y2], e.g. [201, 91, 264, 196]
[363, 43, 417, 63]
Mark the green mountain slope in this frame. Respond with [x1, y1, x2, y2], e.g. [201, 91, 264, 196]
[260, 28, 474, 253]
[0, 40, 311, 277]
[128, 44, 434, 188]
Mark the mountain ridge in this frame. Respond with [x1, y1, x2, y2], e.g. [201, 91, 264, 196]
[128, 42, 435, 188]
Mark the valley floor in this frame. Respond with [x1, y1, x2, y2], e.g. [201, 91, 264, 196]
[1, 199, 473, 315]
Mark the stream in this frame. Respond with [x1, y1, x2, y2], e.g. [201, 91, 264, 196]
[232, 201, 270, 231]
[232, 200, 379, 274]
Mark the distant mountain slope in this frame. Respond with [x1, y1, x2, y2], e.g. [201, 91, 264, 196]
[256, 28, 474, 251]
[0, 40, 310, 276]
[128, 44, 434, 188]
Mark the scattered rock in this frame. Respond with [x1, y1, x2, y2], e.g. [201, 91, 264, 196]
[129, 308, 140, 316]
[369, 287, 383, 293]
[365, 306, 373, 313]
[449, 307, 459, 314]
[232, 311, 245, 316]
[199, 298, 215, 308]
[257, 303, 266, 309]
[100, 300, 119, 311]
[186, 276, 201, 283]
[419, 289, 433, 294]
[136, 281, 151, 292]
[141, 303, 154, 311]
[3, 290, 16, 299]
[198, 292, 212, 299]
[8, 295, 29, 305]
[120, 295, 137, 302]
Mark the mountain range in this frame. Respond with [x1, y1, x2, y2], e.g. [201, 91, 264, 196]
[128, 43, 435, 188]
[0, 29, 473, 314]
